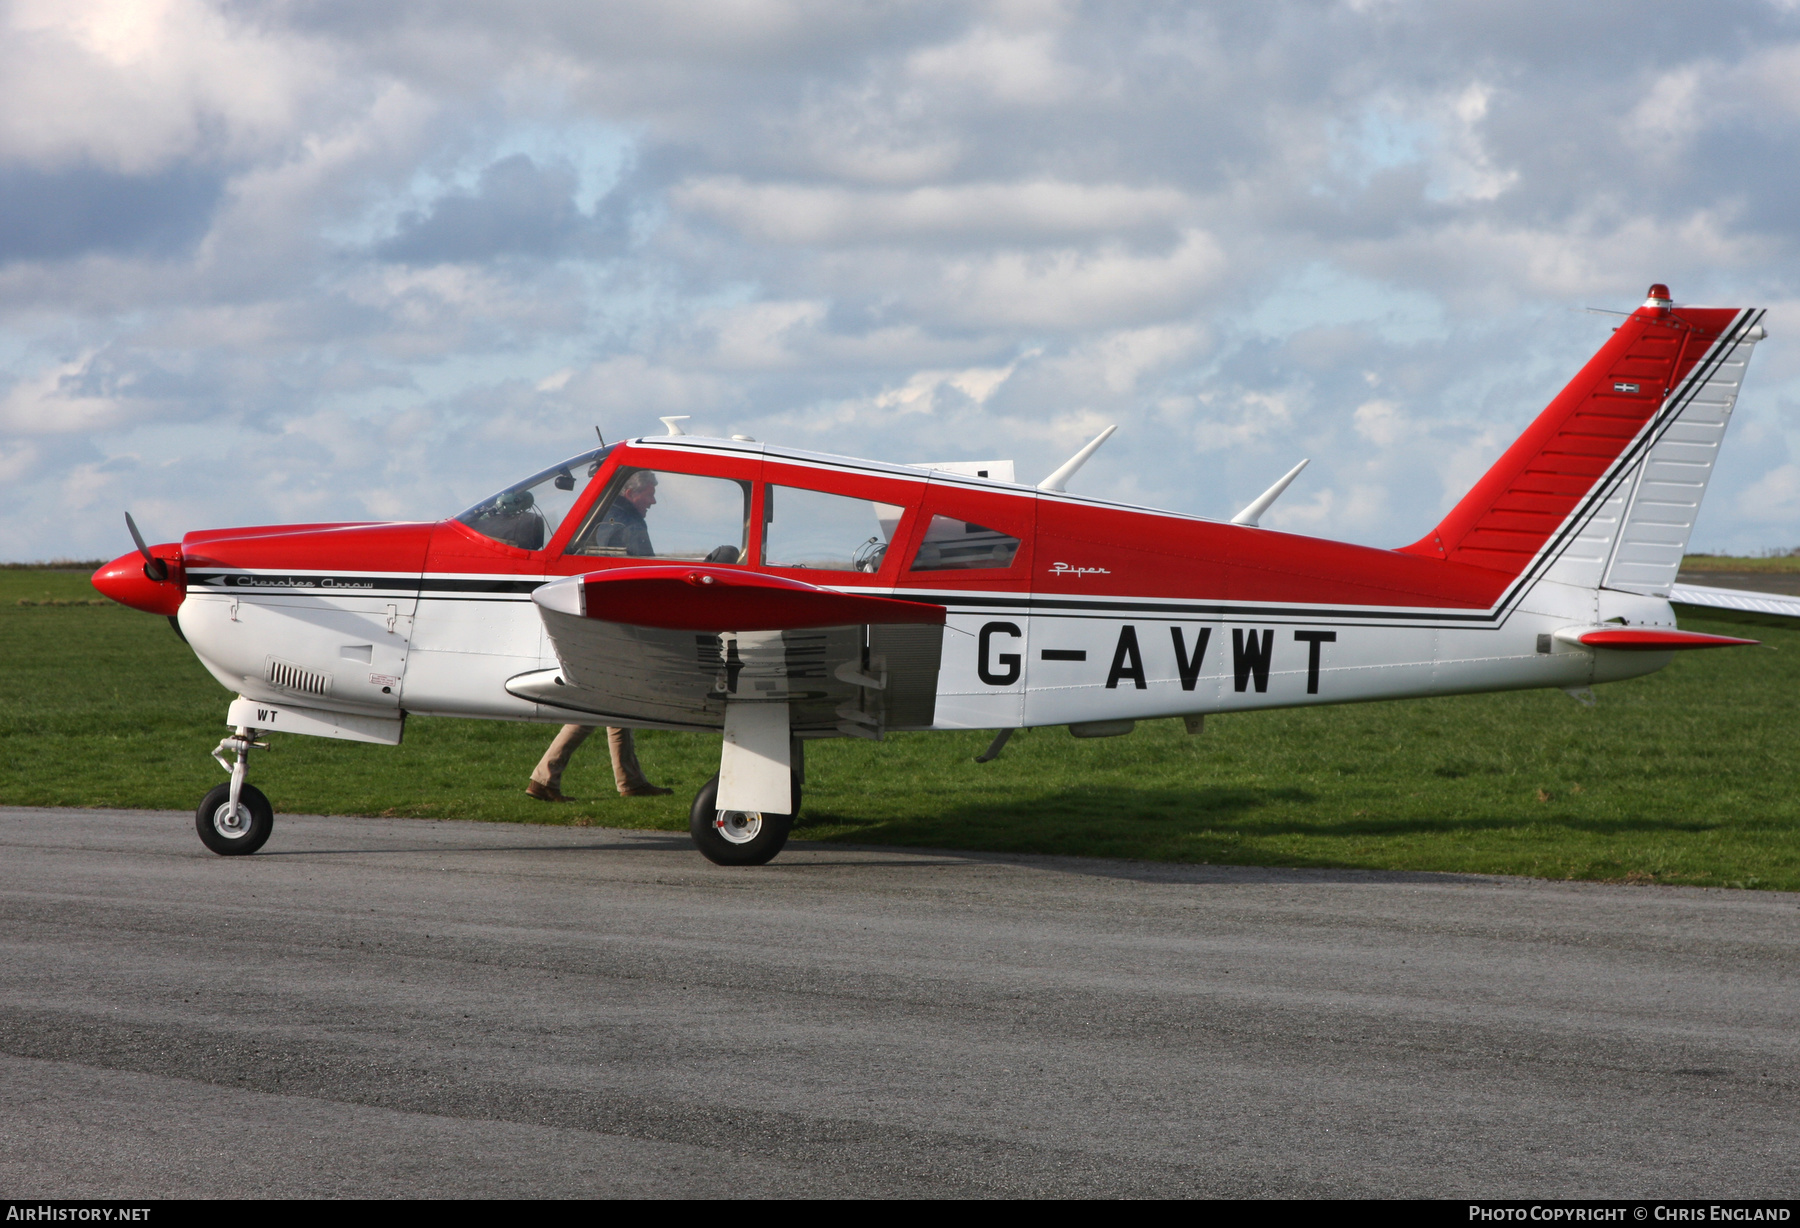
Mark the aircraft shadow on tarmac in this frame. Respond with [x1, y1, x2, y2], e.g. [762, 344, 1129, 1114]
[786, 781, 1721, 885]
[250, 832, 696, 857]
[242, 770, 1715, 887]
[253, 831, 1481, 885]
[255, 840, 981, 872]
[802, 783, 1723, 839]
[782, 840, 1503, 887]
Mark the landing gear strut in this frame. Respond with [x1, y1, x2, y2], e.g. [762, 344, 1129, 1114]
[688, 772, 801, 867]
[198, 726, 274, 855]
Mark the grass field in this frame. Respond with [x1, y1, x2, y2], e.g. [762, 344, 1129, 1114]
[1680, 553, 1800, 573]
[3, 566, 1797, 889]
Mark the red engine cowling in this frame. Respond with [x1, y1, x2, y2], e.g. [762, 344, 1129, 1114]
[92, 548, 186, 616]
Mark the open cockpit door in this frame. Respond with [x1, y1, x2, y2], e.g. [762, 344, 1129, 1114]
[508, 566, 945, 810]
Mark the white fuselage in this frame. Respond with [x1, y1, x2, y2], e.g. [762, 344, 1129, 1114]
[180, 570, 1674, 737]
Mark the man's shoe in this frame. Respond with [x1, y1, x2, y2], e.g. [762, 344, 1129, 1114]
[525, 782, 574, 802]
[619, 785, 674, 798]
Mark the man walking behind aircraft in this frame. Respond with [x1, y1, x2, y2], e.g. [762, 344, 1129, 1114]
[528, 725, 671, 801]
[527, 470, 672, 802]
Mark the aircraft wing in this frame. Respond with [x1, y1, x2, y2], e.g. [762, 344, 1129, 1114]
[508, 566, 946, 736]
[1670, 581, 1800, 623]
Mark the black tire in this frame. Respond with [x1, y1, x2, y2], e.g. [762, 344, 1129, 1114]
[688, 772, 799, 866]
[196, 782, 274, 856]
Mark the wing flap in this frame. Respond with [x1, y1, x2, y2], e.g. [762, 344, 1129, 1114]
[524, 568, 946, 732]
[507, 621, 728, 728]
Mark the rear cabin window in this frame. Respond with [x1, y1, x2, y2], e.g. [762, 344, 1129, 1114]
[762, 485, 906, 573]
[907, 515, 1022, 572]
[564, 468, 751, 563]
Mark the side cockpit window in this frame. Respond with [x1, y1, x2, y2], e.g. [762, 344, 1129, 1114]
[565, 468, 751, 562]
[456, 447, 611, 551]
[908, 515, 1022, 572]
[762, 485, 906, 573]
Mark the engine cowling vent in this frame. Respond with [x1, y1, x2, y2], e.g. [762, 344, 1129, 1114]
[265, 657, 332, 698]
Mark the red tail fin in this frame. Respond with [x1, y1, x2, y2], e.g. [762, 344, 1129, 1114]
[1401, 286, 1758, 579]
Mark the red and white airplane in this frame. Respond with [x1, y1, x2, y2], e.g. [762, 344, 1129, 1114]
[94, 285, 1766, 865]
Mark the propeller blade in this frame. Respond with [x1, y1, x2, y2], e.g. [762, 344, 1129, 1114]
[125, 511, 168, 581]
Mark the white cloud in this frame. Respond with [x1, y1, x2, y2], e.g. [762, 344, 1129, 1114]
[905, 26, 1079, 106]
[1265, 483, 1389, 537]
[0, 439, 39, 483]
[1428, 84, 1518, 203]
[1624, 66, 1707, 162]
[3, 2, 1800, 560]
[0, 0, 339, 173]
[1351, 398, 1405, 446]
[672, 178, 1193, 245]
[1183, 390, 1301, 455]
[931, 229, 1224, 329]
[1080, 326, 1204, 394]
[872, 355, 1028, 415]
[1734, 462, 1800, 524]
[0, 354, 131, 435]
[700, 300, 830, 370]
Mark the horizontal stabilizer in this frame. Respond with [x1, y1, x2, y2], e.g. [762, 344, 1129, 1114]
[533, 565, 945, 632]
[1671, 582, 1800, 623]
[1558, 627, 1758, 651]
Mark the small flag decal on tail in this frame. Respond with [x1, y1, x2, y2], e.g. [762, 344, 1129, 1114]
[1613, 382, 1640, 393]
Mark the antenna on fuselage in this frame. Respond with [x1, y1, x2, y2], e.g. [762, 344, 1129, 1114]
[659, 416, 690, 436]
[595, 425, 605, 448]
[1231, 458, 1310, 527]
[1037, 425, 1117, 492]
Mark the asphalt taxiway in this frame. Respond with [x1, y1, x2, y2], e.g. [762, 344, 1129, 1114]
[1, 806, 1794, 1198]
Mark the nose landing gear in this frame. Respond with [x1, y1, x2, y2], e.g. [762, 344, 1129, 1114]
[198, 726, 273, 855]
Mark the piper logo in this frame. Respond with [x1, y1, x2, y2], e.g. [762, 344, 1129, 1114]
[1613, 381, 1641, 394]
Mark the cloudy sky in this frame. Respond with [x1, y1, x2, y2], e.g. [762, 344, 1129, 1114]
[6, 0, 1800, 562]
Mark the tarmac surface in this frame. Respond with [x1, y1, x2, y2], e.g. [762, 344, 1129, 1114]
[0, 806, 1795, 1199]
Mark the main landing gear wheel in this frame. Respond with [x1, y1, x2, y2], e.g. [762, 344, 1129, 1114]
[688, 772, 801, 867]
[196, 782, 274, 856]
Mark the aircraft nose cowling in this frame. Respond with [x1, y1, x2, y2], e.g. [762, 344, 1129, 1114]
[92, 548, 186, 616]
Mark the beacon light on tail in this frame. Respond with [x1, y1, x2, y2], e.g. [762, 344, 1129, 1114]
[94, 286, 1768, 864]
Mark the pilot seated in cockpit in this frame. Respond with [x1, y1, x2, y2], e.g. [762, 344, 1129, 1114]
[588, 471, 657, 557]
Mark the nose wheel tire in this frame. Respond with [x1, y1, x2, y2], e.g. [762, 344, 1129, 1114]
[688, 773, 800, 866]
[196, 782, 274, 856]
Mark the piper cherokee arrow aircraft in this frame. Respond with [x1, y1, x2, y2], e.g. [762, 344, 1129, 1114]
[93, 285, 1766, 866]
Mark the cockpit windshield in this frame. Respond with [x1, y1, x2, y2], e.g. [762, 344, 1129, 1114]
[455, 446, 613, 551]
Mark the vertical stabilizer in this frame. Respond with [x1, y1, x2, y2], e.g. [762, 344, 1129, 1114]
[1400, 286, 1764, 595]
